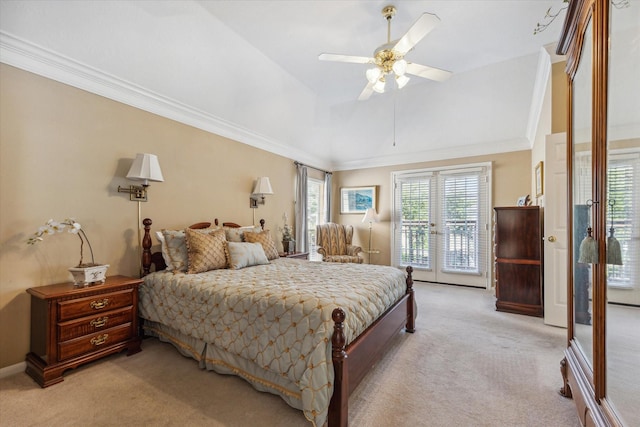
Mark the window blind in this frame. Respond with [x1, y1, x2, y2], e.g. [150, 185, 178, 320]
[393, 173, 434, 269]
[439, 170, 488, 274]
[607, 153, 640, 288]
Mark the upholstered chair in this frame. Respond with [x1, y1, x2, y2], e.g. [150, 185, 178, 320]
[315, 223, 363, 263]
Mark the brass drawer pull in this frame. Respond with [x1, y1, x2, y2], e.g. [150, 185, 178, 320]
[90, 317, 109, 328]
[90, 334, 109, 346]
[89, 298, 110, 310]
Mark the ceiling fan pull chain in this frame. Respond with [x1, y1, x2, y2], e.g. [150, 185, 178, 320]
[393, 94, 397, 147]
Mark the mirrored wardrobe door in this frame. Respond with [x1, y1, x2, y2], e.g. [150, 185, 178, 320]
[571, 17, 594, 368]
[605, 4, 640, 426]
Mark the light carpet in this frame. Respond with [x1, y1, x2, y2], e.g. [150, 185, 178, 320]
[0, 282, 580, 426]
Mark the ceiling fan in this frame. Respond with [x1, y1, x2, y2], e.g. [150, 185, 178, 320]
[319, 5, 452, 100]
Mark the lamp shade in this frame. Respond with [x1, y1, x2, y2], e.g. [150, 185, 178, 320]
[252, 177, 274, 195]
[366, 67, 382, 84]
[396, 74, 410, 89]
[126, 153, 164, 185]
[362, 208, 379, 223]
[392, 59, 407, 76]
[372, 79, 385, 94]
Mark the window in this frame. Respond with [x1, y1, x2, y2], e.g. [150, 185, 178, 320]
[440, 171, 482, 274]
[607, 153, 640, 288]
[392, 164, 491, 287]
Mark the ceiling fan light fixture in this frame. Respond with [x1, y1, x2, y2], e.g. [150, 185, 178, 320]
[396, 74, 410, 89]
[372, 78, 386, 93]
[392, 59, 407, 76]
[366, 67, 382, 84]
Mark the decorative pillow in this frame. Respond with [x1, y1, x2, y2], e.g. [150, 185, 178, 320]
[185, 228, 228, 274]
[226, 242, 270, 269]
[224, 225, 262, 242]
[161, 229, 188, 272]
[244, 230, 280, 260]
[155, 231, 174, 271]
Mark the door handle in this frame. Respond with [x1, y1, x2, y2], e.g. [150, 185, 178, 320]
[547, 235, 557, 242]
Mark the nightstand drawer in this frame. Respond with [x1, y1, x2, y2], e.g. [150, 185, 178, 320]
[58, 323, 132, 361]
[58, 307, 133, 341]
[57, 288, 134, 321]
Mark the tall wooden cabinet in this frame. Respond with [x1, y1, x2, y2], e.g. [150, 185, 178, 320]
[558, 1, 639, 426]
[493, 206, 543, 317]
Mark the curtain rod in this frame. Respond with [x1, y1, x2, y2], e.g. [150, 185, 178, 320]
[294, 161, 332, 175]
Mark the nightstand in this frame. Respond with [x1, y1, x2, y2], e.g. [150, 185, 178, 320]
[279, 252, 309, 260]
[25, 275, 142, 387]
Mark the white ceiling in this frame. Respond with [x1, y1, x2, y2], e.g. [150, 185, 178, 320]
[0, 0, 568, 170]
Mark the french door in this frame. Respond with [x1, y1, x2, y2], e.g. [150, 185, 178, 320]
[391, 164, 491, 288]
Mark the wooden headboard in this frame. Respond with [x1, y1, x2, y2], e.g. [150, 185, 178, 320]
[141, 218, 265, 276]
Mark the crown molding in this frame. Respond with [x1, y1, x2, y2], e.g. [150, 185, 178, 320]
[0, 31, 326, 169]
[525, 47, 552, 147]
[332, 137, 531, 171]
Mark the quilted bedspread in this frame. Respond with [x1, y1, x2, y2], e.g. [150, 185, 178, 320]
[139, 258, 407, 426]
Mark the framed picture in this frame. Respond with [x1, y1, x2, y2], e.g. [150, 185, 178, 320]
[340, 186, 376, 214]
[535, 161, 544, 197]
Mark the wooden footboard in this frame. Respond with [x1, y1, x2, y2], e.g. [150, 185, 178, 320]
[140, 218, 415, 427]
[329, 266, 415, 427]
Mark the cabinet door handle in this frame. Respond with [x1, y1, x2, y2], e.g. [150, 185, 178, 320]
[90, 317, 109, 328]
[90, 298, 110, 310]
[90, 334, 109, 346]
[547, 235, 557, 242]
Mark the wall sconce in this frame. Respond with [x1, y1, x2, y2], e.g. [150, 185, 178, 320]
[250, 177, 274, 208]
[118, 153, 164, 202]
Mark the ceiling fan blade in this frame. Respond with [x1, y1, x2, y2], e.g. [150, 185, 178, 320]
[318, 53, 373, 64]
[393, 13, 440, 55]
[405, 63, 452, 82]
[358, 82, 375, 101]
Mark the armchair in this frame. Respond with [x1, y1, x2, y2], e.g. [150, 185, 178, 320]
[315, 223, 363, 263]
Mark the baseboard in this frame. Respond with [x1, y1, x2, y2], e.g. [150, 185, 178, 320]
[0, 361, 26, 379]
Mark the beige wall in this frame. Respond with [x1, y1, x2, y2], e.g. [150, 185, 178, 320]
[0, 64, 297, 368]
[333, 151, 532, 266]
[0, 64, 538, 370]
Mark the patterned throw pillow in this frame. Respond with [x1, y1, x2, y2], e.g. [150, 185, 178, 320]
[161, 229, 188, 272]
[185, 228, 228, 274]
[226, 242, 270, 269]
[224, 225, 262, 242]
[155, 231, 174, 271]
[244, 230, 280, 260]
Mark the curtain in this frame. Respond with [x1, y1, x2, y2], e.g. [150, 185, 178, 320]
[295, 164, 308, 252]
[324, 172, 332, 223]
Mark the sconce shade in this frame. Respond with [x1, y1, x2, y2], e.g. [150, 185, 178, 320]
[362, 208, 379, 224]
[126, 153, 164, 185]
[252, 177, 274, 195]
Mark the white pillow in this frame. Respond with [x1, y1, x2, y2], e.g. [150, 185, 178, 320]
[226, 242, 269, 269]
[155, 231, 173, 271]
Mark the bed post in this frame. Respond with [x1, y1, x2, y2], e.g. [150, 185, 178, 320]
[329, 308, 348, 427]
[142, 218, 153, 277]
[405, 266, 416, 333]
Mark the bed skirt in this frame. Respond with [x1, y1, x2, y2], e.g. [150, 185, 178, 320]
[143, 321, 306, 415]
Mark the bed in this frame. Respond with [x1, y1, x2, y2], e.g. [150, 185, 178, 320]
[139, 218, 415, 427]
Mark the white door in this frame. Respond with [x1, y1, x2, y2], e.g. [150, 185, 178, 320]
[544, 133, 568, 327]
[392, 165, 491, 288]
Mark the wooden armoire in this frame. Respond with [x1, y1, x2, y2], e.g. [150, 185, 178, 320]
[493, 206, 543, 317]
[558, 0, 639, 426]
